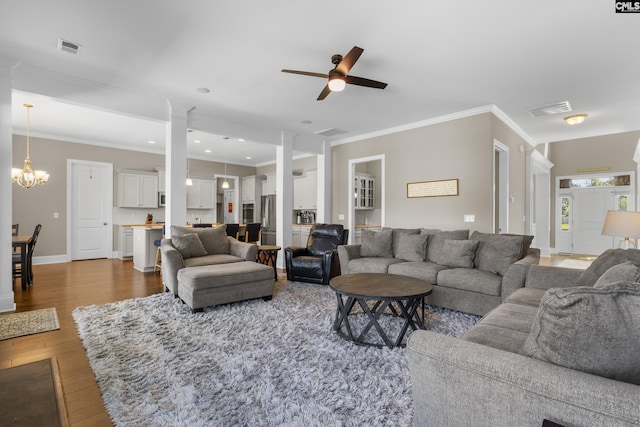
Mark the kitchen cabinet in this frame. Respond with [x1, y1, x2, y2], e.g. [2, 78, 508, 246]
[242, 175, 257, 203]
[355, 173, 375, 210]
[187, 178, 215, 209]
[156, 168, 166, 192]
[292, 225, 312, 247]
[118, 170, 159, 208]
[119, 226, 134, 259]
[262, 173, 276, 195]
[293, 170, 317, 210]
[293, 177, 308, 209]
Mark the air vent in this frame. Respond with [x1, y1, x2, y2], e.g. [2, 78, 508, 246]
[315, 128, 347, 137]
[57, 38, 81, 55]
[527, 101, 572, 118]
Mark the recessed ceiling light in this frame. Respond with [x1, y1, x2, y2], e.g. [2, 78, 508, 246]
[245, 156, 252, 160]
[205, 149, 212, 153]
[148, 140, 156, 144]
[238, 138, 245, 142]
[194, 140, 201, 143]
[196, 87, 210, 93]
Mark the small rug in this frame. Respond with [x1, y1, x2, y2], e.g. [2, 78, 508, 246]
[557, 259, 593, 270]
[0, 308, 60, 341]
[73, 283, 480, 427]
[0, 357, 69, 426]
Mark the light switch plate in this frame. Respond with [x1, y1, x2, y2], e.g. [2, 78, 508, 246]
[338, 214, 345, 220]
[464, 214, 475, 222]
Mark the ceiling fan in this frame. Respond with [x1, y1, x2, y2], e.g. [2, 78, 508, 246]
[282, 46, 388, 100]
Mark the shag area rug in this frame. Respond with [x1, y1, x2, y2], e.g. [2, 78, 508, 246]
[73, 283, 480, 427]
[0, 308, 60, 341]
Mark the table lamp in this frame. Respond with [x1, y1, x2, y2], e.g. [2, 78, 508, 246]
[601, 210, 640, 249]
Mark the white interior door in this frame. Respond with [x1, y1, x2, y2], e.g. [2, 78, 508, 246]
[69, 160, 113, 260]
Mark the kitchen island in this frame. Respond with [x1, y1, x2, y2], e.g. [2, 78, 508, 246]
[131, 225, 163, 272]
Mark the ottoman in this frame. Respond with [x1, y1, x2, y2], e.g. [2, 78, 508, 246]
[177, 261, 274, 312]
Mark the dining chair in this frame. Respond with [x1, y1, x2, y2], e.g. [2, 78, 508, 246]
[242, 223, 262, 244]
[12, 224, 18, 252]
[225, 223, 240, 239]
[13, 224, 41, 288]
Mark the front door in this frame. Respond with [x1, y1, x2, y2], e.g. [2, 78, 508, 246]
[69, 160, 113, 260]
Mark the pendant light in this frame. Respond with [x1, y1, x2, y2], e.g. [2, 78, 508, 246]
[12, 104, 49, 189]
[222, 139, 229, 189]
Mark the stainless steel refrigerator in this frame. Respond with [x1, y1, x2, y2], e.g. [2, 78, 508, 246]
[260, 194, 277, 245]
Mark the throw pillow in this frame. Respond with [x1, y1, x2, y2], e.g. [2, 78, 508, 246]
[522, 283, 640, 385]
[392, 228, 421, 258]
[575, 248, 640, 287]
[439, 239, 479, 268]
[360, 228, 393, 258]
[421, 229, 469, 264]
[172, 225, 230, 255]
[394, 233, 428, 262]
[593, 261, 640, 289]
[502, 233, 535, 259]
[171, 233, 208, 259]
[470, 231, 523, 276]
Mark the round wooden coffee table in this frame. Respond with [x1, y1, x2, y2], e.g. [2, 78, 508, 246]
[329, 273, 433, 348]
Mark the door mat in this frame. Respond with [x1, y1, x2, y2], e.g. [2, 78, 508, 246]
[0, 357, 69, 426]
[0, 308, 60, 341]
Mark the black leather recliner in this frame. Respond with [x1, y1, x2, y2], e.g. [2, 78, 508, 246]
[284, 224, 349, 286]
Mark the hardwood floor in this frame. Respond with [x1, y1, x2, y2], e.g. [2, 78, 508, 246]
[0, 259, 164, 426]
[0, 253, 583, 425]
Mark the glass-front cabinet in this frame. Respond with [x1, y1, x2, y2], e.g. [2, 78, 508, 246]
[355, 173, 375, 210]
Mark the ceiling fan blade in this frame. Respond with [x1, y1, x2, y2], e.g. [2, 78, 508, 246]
[345, 75, 387, 89]
[317, 84, 331, 101]
[336, 46, 364, 75]
[281, 69, 328, 79]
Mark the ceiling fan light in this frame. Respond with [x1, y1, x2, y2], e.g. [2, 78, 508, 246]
[564, 113, 588, 125]
[328, 70, 346, 92]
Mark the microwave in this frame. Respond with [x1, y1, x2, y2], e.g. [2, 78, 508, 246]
[158, 192, 166, 207]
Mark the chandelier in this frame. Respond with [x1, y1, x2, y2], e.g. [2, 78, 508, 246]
[12, 104, 49, 189]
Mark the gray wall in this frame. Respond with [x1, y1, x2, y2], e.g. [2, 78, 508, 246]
[331, 112, 529, 233]
[12, 135, 255, 257]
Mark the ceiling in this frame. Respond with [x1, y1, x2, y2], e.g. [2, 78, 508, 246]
[2, 1, 639, 167]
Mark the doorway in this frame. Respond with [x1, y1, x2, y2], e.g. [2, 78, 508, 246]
[67, 159, 113, 260]
[213, 174, 239, 223]
[493, 140, 509, 233]
[555, 173, 634, 255]
[348, 155, 385, 244]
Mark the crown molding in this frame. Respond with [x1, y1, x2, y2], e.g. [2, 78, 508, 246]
[332, 104, 539, 149]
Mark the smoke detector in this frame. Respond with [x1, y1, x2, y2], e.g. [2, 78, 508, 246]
[57, 38, 81, 55]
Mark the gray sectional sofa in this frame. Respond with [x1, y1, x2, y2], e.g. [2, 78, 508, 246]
[338, 228, 540, 315]
[407, 249, 640, 426]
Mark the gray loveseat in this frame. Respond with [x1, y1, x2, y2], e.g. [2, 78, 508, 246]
[407, 248, 640, 426]
[338, 228, 540, 315]
[161, 225, 258, 295]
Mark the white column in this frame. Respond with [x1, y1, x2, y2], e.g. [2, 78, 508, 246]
[276, 131, 294, 268]
[165, 102, 189, 235]
[0, 61, 16, 312]
[315, 141, 331, 223]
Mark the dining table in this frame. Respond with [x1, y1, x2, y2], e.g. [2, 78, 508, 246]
[12, 235, 33, 290]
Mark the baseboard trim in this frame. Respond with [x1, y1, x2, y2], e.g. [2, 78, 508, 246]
[32, 255, 70, 265]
